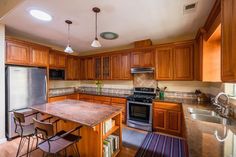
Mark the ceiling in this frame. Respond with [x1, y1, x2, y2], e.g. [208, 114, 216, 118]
[1, 0, 216, 54]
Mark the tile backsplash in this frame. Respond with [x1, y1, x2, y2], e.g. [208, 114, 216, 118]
[133, 73, 157, 88]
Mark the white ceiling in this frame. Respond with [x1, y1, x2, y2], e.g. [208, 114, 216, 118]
[1, 0, 216, 54]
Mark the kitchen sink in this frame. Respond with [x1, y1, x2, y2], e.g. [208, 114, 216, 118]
[188, 107, 217, 116]
[190, 113, 230, 125]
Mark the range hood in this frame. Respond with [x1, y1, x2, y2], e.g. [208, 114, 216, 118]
[131, 67, 155, 74]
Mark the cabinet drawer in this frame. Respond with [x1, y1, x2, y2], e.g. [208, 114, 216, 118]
[153, 102, 181, 111]
[93, 96, 111, 102]
[79, 94, 93, 100]
[49, 96, 67, 103]
[111, 97, 127, 104]
[67, 94, 78, 100]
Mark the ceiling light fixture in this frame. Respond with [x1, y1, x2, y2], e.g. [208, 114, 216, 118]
[91, 7, 101, 48]
[29, 9, 52, 21]
[64, 20, 74, 53]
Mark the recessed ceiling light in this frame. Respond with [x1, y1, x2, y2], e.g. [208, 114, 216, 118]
[29, 9, 52, 21]
[100, 32, 119, 40]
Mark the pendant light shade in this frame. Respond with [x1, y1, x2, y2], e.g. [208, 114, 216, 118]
[91, 7, 101, 48]
[64, 20, 74, 53]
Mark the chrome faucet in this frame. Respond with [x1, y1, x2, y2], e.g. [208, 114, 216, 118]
[213, 92, 232, 118]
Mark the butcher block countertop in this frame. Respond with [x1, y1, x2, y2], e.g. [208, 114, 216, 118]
[30, 99, 122, 127]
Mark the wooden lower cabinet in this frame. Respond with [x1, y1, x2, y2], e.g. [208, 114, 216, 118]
[48, 94, 78, 102]
[153, 102, 182, 136]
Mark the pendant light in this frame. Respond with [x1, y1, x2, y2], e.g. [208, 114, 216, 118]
[91, 7, 101, 48]
[64, 20, 74, 53]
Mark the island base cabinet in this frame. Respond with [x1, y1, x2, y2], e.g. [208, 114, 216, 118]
[56, 112, 122, 157]
[153, 102, 182, 137]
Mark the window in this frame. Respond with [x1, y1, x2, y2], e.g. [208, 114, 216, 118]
[225, 83, 236, 97]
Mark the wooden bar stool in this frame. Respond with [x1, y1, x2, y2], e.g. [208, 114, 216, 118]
[13, 111, 39, 157]
[33, 118, 82, 157]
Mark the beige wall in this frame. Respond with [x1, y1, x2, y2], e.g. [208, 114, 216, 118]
[0, 24, 6, 143]
[49, 81, 80, 89]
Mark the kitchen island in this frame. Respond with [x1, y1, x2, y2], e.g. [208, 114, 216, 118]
[30, 99, 123, 157]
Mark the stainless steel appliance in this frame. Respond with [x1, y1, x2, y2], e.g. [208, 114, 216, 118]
[127, 87, 156, 131]
[49, 69, 65, 80]
[131, 67, 154, 74]
[5, 66, 47, 139]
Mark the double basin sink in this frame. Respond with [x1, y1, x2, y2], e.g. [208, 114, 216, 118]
[188, 108, 230, 125]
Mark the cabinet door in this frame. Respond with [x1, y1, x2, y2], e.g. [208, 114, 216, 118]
[49, 52, 57, 67]
[67, 56, 79, 80]
[142, 49, 154, 67]
[80, 59, 85, 80]
[153, 108, 167, 131]
[173, 44, 193, 80]
[57, 54, 67, 68]
[85, 58, 94, 80]
[6, 41, 30, 65]
[155, 47, 173, 80]
[30, 46, 49, 67]
[102, 56, 111, 80]
[111, 54, 121, 80]
[94, 57, 102, 80]
[48, 96, 67, 103]
[121, 53, 131, 80]
[221, 0, 236, 82]
[166, 111, 181, 134]
[131, 52, 141, 67]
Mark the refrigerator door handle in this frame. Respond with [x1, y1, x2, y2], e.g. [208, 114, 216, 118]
[45, 75, 48, 101]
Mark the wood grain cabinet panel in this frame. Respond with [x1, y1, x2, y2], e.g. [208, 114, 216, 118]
[102, 56, 111, 80]
[155, 47, 173, 80]
[57, 54, 67, 68]
[30, 46, 49, 67]
[94, 57, 102, 80]
[49, 51, 67, 69]
[84, 57, 94, 80]
[120, 53, 131, 80]
[67, 56, 79, 80]
[48, 96, 67, 103]
[6, 41, 30, 65]
[173, 44, 193, 80]
[131, 49, 154, 67]
[221, 0, 236, 82]
[153, 108, 167, 130]
[153, 102, 182, 136]
[111, 54, 121, 80]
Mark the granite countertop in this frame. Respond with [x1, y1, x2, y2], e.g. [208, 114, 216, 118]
[30, 99, 122, 127]
[155, 98, 236, 157]
[49, 91, 131, 98]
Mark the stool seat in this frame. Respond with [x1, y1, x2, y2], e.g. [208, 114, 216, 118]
[16, 124, 35, 137]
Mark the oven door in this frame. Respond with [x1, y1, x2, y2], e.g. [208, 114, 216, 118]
[127, 101, 152, 124]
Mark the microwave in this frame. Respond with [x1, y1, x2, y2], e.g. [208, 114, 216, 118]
[49, 69, 65, 80]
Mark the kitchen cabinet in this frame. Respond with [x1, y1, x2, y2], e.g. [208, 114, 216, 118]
[153, 102, 182, 136]
[155, 47, 173, 80]
[6, 40, 30, 65]
[131, 48, 155, 67]
[102, 56, 111, 80]
[93, 95, 111, 105]
[49, 51, 67, 69]
[48, 96, 67, 103]
[79, 94, 94, 102]
[111, 54, 121, 80]
[173, 43, 193, 80]
[66, 56, 79, 80]
[30, 45, 49, 67]
[94, 57, 102, 80]
[84, 57, 94, 80]
[111, 97, 127, 123]
[120, 52, 132, 80]
[221, 0, 236, 82]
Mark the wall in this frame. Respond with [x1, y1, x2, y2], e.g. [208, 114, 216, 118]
[0, 24, 6, 143]
[49, 81, 80, 89]
[80, 80, 133, 89]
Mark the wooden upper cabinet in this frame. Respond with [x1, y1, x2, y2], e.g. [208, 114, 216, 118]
[30, 46, 49, 67]
[155, 47, 173, 80]
[94, 57, 102, 80]
[66, 56, 79, 80]
[131, 49, 154, 67]
[80, 59, 85, 80]
[6, 40, 30, 65]
[221, 0, 236, 82]
[102, 56, 111, 80]
[120, 52, 131, 80]
[49, 51, 67, 69]
[111, 54, 121, 80]
[173, 44, 193, 80]
[85, 57, 94, 80]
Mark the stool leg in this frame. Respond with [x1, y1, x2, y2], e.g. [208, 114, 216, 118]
[26, 136, 31, 157]
[16, 137, 23, 157]
[74, 143, 80, 157]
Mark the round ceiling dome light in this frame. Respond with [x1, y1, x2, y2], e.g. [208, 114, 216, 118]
[29, 9, 52, 21]
[100, 32, 119, 40]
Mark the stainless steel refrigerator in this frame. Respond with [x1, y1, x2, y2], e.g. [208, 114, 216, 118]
[5, 66, 47, 139]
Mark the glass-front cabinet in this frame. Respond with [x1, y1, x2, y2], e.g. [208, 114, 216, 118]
[94, 56, 111, 80]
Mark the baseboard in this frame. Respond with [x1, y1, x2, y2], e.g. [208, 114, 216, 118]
[0, 137, 7, 144]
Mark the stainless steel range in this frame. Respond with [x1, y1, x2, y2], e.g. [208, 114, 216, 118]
[127, 87, 156, 131]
